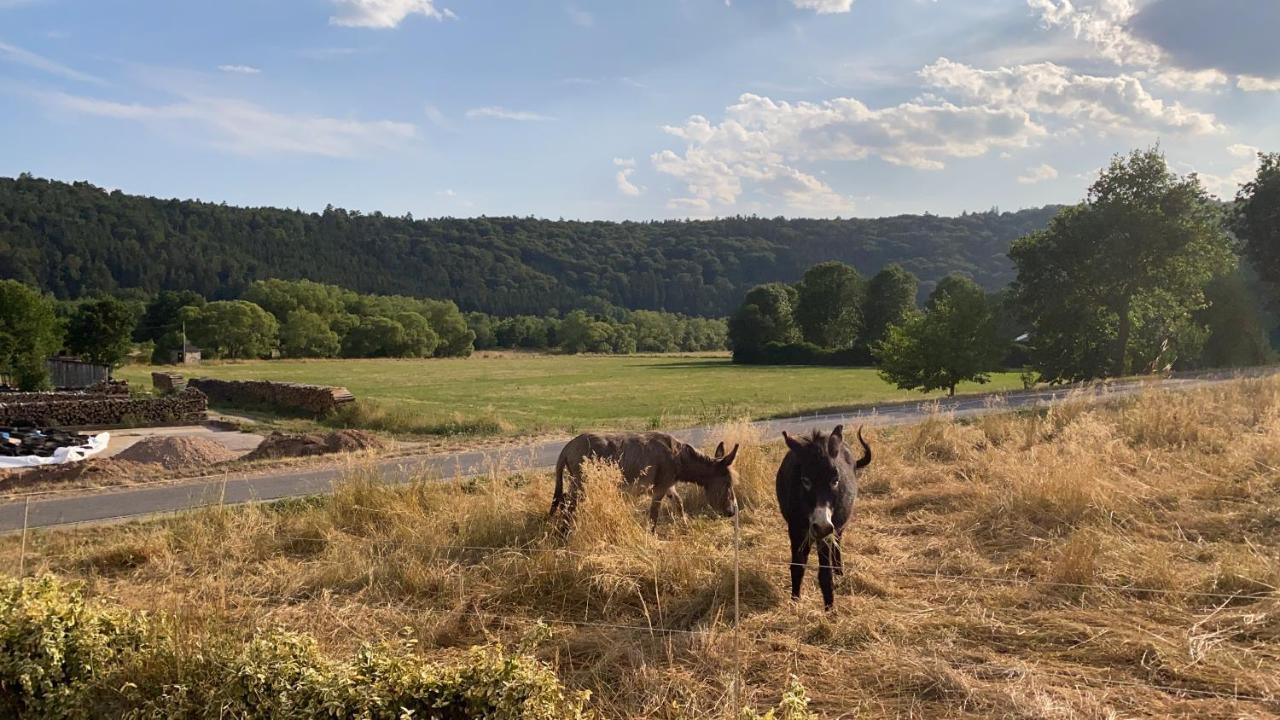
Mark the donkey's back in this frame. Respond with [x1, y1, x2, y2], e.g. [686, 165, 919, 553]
[549, 431, 684, 515]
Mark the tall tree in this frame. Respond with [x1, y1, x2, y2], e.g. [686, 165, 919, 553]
[861, 264, 918, 350]
[873, 275, 1001, 396]
[134, 290, 205, 343]
[65, 297, 138, 368]
[1010, 147, 1234, 381]
[1236, 152, 1280, 300]
[794, 261, 864, 349]
[0, 280, 62, 389]
[279, 310, 341, 358]
[728, 283, 801, 362]
[184, 301, 279, 360]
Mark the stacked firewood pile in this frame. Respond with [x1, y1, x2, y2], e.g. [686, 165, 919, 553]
[0, 427, 93, 458]
[188, 379, 355, 416]
[151, 372, 187, 394]
[0, 388, 208, 427]
[85, 379, 130, 395]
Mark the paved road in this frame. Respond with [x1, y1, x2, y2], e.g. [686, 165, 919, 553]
[0, 369, 1269, 533]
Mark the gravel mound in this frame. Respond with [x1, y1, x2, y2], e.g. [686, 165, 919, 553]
[114, 436, 242, 469]
[244, 430, 387, 461]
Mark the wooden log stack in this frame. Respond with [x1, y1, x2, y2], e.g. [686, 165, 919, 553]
[187, 378, 355, 416]
[0, 388, 208, 428]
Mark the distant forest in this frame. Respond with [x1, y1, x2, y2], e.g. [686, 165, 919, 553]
[0, 175, 1061, 316]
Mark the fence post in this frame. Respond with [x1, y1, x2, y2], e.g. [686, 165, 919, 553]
[19, 497, 30, 578]
[732, 508, 742, 719]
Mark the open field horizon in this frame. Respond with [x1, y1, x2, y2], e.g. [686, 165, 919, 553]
[118, 353, 1024, 438]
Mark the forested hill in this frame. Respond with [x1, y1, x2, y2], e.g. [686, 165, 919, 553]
[0, 175, 1061, 316]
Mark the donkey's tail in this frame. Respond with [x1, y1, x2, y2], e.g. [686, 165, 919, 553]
[550, 452, 569, 516]
[855, 426, 872, 469]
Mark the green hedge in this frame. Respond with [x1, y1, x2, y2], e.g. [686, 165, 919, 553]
[0, 576, 590, 720]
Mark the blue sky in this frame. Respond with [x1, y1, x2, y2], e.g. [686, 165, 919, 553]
[1, 0, 1277, 219]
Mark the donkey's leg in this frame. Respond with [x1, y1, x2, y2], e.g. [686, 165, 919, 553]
[648, 486, 667, 532]
[665, 488, 686, 520]
[816, 541, 836, 610]
[788, 524, 810, 601]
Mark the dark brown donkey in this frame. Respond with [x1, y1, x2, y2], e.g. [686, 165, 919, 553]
[549, 431, 739, 529]
[775, 425, 871, 610]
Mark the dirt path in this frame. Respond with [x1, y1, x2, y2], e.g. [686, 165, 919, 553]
[0, 369, 1270, 533]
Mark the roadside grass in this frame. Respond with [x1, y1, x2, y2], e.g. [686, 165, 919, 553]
[118, 353, 1023, 439]
[4, 378, 1278, 718]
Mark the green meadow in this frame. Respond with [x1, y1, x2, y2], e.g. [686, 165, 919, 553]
[120, 353, 1023, 437]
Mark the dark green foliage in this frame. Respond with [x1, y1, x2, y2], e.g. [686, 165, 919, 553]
[0, 175, 1059, 315]
[729, 283, 801, 362]
[1236, 152, 1280, 301]
[874, 275, 1002, 396]
[65, 297, 137, 368]
[1194, 270, 1273, 368]
[1011, 148, 1235, 382]
[861, 264, 918, 350]
[0, 281, 62, 389]
[184, 301, 279, 360]
[134, 290, 205, 343]
[794, 261, 864, 349]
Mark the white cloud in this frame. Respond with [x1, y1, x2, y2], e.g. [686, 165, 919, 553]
[613, 157, 642, 196]
[1199, 143, 1260, 198]
[1237, 75, 1280, 92]
[921, 57, 1222, 135]
[1142, 66, 1229, 92]
[1026, 0, 1162, 66]
[329, 0, 455, 28]
[42, 90, 416, 158]
[1017, 162, 1059, 184]
[651, 91, 1039, 214]
[0, 39, 104, 85]
[217, 64, 261, 75]
[465, 106, 554, 122]
[792, 0, 855, 14]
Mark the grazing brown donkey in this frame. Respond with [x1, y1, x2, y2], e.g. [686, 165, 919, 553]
[549, 431, 739, 529]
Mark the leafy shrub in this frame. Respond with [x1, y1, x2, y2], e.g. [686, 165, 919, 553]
[0, 575, 148, 720]
[0, 575, 590, 720]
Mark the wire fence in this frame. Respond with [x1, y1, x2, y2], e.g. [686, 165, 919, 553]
[8, 494, 1278, 713]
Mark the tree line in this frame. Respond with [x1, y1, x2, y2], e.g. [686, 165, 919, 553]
[729, 147, 1280, 394]
[0, 278, 728, 389]
[0, 174, 1058, 316]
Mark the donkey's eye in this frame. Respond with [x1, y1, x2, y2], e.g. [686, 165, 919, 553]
[800, 477, 812, 491]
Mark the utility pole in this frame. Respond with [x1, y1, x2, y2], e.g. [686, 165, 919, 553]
[182, 321, 188, 365]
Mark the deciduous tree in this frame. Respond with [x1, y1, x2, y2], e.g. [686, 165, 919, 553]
[1010, 147, 1234, 381]
[0, 280, 61, 389]
[65, 297, 138, 368]
[874, 275, 1001, 396]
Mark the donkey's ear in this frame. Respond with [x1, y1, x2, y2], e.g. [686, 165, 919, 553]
[714, 441, 726, 459]
[718, 444, 739, 467]
[783, 431, 804, 453]
[827, 426, 844, 459]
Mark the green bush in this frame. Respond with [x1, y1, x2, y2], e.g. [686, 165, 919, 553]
[0, 576, 590, 720]
[0, 575, 148, 720]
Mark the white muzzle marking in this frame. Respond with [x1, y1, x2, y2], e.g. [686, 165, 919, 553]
[810, 505, 833, 528]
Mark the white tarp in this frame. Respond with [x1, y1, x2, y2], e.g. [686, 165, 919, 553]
[0, 432, 110, 470]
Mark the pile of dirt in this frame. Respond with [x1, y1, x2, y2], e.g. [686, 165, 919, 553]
[0, 459, 153, 491]
[244, 430, 387, 461]
[114, 436, 243, 469]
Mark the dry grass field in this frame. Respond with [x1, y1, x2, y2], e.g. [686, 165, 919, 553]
[3, 377, 1279, 718]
